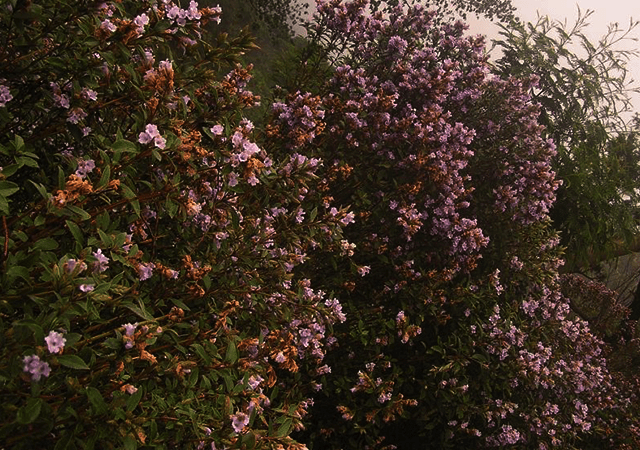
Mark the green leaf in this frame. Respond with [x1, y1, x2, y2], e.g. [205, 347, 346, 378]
[33, 237, 59, 251]
[164, 197, 178, 218]
[241, 431, 257, 449]
[97, 165, 111, 189]
[58, 355, 89, 370]
[0, 180, 19, 197]
[121, 184, 136, 200]
[125, 301, 154, 321]
[276, 418, 293, 438]
[126, 388, 143, 412]
[112, 139, 138, 153]
[65, 205, 91, 221]
[190, 343, 212, 364]
[225, 340, 238, 364]
[6, 265, 31, 283]
[0, 196, 8, 215]
[122, 434, 137, 450]
[53, 432, 74, 450]
[28, 181, 48, 200]
[34, 215, 46, 227]
[86, 387, 108, 415]
[66, 220, 84, 246]
[1, 164, 19, 177]
[16, 155, 38, 168]
[16, 397, 43, 424]
[170, 297, 191, 311]
[131, 199, 141, 217]
[14, 135, 25, 151]
[98, 229, 112, 247]
[96, 211, 110, 230]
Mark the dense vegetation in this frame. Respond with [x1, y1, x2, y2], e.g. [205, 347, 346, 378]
[1, 1, 639, 449]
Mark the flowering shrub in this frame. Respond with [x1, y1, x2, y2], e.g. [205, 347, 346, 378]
[2, 0, 640, 449]
[266, 1, 640, 448]
[0, 1, 350, 448]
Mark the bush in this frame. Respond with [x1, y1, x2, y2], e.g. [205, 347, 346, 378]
[0, 1, 350, 448]
[2, 1, 640, 449]
[266, 1, 640, 448]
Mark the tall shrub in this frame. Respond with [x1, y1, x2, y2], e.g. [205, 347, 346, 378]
[267, 1, 640, 448]
[0, 1, 350, 449]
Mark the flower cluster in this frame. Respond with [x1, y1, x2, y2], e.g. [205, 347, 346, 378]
[22, 355, 51, 382]
[138, 123, 166, 149]
[0, 83, 12, 107]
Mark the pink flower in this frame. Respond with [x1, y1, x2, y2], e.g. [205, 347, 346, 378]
[45, 331, 66, 354]
[134, 13, 149, 33]
[81, 88, 98, 101]
[75, 159, 95, 179]
[79, 284, 94, 292]
[67, 107, 87, 124]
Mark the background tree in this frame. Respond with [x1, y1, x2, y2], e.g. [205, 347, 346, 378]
[491, 10, 640, 272]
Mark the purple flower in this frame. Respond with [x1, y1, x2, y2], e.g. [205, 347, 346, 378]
[65, 258, 87, 274]
[154, 135, 166, 149]
[81, 88, 98, 101]
[92, 248, 109, 273]
[79, 284, 94, 292]
[75, 159, 95, 179]
[23, 355, 51, 381]
[134, 13, 149, 33]
[230, 411, 250, 433]
[123, 322, 138, 337]
[340, 212, 355, 225]
[45, 330, 66, 354]
[388, 36, 408, 54]
[100, 19, 116, 33]
[0, 83, 12, 107]
[138, 262, 154, 281]
[247, 375, 264, 390]
[139, 124, 164, 147]
[67, 107, 87, 124]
